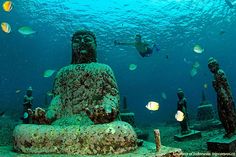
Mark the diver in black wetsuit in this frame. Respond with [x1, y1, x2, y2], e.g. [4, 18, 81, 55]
[225, 0, 236, 8]
[114, 34, 160, 57]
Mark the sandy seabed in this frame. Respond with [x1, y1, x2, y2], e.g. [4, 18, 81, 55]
[0, 116, 225, 157]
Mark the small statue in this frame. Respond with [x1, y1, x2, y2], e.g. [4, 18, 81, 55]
[208, 57, 236, 138]
[22, 86, 33, 124]
[177, 88, 190, 134]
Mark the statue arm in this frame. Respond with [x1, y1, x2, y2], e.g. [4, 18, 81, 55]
[212, 79, 220, 93]
[45, 95, 62, 121]
[102, 67, 120, 111]
[85, 66, 119, 124]
[218, 70, 233, 97]
[183, 98, 189, 119]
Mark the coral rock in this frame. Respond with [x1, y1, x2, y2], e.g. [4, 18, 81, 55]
[13, 121, 137, 155]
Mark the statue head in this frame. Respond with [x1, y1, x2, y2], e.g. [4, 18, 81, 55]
[71, 30, 97, 64]
[177, 88, 184, 99]
[26, 86, 33, 97]
[208, 57, 219, 74]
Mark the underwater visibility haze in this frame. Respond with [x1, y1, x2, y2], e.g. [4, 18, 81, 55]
[1, 0, 236, 155]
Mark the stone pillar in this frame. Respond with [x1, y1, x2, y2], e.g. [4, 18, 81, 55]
[154, 129, 161, 152]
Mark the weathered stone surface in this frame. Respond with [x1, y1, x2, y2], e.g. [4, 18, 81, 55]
[13, 121, 137, 155]
[2, 141, 183, 157]
[13, 63, 138, 155]
[174, 130, 201, 141]
[196, 104, 215, 121]
[208, 57, 236, 138]
[192, 119, 222, 131]
[120, 112, 136, 127]
[194, 92, 222, 131]
[207, 134, 236, 153]
[46, 63, 119, 124]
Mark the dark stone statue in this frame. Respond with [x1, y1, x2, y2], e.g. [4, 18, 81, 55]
[22, 86, 33, 124]
[177, 88, 190, 134]
[208, 57, 236, 138]
[70, 30, 119, 124]
[71, 30, 97, 64]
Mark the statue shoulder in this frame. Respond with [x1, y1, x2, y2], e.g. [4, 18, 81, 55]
[217, 69, 226, 79]
[89, 63, 114, 73]
[217, 69, 225, 75]
[183, 98, 187, 103]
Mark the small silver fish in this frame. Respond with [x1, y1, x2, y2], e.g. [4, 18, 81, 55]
[18, 26, 36, 35]
[43, 69, 56, 78]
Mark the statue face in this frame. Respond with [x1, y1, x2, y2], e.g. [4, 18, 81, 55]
[72, 34, 97, 63]
[208, 60, 219, 73]
[177, 89, 184, 99]
[72, 34, 96, 54]
[26, 90, 32, 97]
[208, 58, 219, 74]
[208, 64, 217, 73]
[177, 92, 184, 99]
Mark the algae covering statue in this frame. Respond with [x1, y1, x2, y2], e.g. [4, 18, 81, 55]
[208, 57, 236, 138]
[45, 30, 119, 124]
[177, 88, 190, 134]
[13, 30, 138, 155]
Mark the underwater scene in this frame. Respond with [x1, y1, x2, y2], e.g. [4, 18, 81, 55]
[1, 0, 236, 156]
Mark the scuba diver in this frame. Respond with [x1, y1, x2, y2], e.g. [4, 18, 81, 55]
[225, 0, 236, 8]
[114, 34, 160, 57]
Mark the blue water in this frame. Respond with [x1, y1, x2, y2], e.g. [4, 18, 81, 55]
[1, 0, 236, 123]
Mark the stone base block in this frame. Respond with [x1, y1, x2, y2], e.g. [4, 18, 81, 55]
[192, 119, 222, 131]
[174, 130, 201, 141]
[207, 134, 236, 153]
[13, 121, 137, 155]
[196, 104, 214, 121]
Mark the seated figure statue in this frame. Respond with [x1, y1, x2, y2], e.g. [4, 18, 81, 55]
[13, 30, 138, 155]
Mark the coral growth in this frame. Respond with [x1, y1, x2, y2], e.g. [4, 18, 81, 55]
[208, 57, 236, 138]
[13, 63, 137, 155]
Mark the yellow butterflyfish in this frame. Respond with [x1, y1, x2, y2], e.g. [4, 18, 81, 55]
[1, 22, 11, 33]
[175, 110, 184, 122]
[2, 1, 13, 12]
[145, 101, 159, 111]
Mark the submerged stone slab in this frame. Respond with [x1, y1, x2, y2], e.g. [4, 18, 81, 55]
[13, 121, 137, 155]
[1, 141, 183, 157]
[196, 104, 215, 121]
[207, 134, 236, 153]
[155, 145, 183, 157]
[174, 130, 201, 141]
[192, 119, 222, 131]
